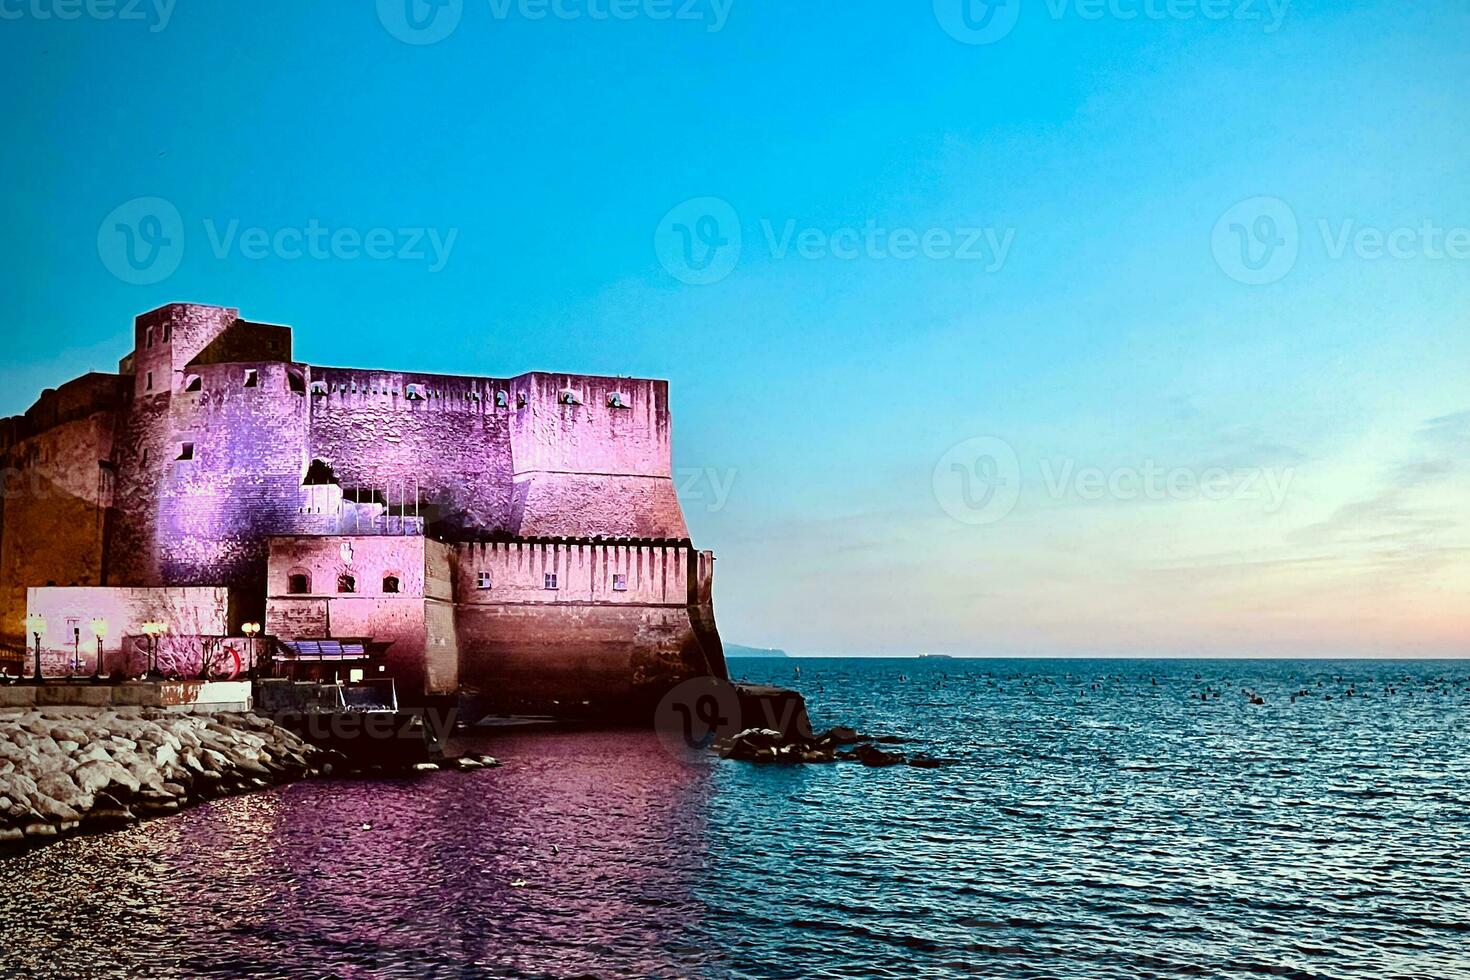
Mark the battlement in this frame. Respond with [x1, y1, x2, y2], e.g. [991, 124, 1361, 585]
[1, 304, 716, 693]
[0, 372, 128, 452]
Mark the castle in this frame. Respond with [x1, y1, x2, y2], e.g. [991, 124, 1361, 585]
[0, 303, 726, 715]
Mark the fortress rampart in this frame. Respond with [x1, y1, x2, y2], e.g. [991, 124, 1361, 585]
[1, 303, 724, 713]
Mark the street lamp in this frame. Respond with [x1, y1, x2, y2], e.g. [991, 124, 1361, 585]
[71, 625, 82, 675]
[242, 622, 261, 680]
[24, 614, 45, 684]
[90, 618, 108, 682]
[141, 621, 168, 680]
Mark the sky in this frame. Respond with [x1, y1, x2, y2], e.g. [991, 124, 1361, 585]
[1, 0, 1467, 657]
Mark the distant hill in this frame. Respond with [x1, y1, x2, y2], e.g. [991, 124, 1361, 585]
[725, 644, 790, 658]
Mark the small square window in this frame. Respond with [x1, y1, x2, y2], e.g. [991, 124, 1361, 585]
[612, 573, 628, 592]
[176, 442, 195, 461]
[383, 575, 401, 594]
[406, 383, 427, 401]
[338, 574, 356, 594]
[476, 571, 492, 590]
[607, 392, 629, 409]
[544, 573, 558, 590]
[288, 573, 310, 595]
[243, 369, 259, 388]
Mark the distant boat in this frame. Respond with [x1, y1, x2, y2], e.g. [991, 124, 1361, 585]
[916, 653, 955, 660]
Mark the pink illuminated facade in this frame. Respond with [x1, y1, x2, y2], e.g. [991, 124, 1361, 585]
[1, 303, 726, 713]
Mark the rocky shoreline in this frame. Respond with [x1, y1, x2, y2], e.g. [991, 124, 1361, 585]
[714, 725, 948, 768]
[0, 706, 323, 846]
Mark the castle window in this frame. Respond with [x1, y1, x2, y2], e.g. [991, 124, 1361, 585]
[383, 575, 401, 594]
[183, 375, 202, 393]
[557, 388, 581, 406]
[146, 371, 154, 392]
[163, 323, 172, 342]
[287, 370, 306, 394]
[338, 574, 357, 594]
[406, 383, 427, 401]
[243, 369, 259, 388]
[146, 326, 155, 349]
[494, 390, 508, 408]
[516, 392, 527, 409]
[544, 573, 559, 590]
[607, 392, 630, 409]
[287, 572, 310, 594]
[176, 442, 195, 461]
[309, 381, 328, 396]
[142, 448, 151, 466]
[612, 573, 628, 592]
[476, 571, 492, 590]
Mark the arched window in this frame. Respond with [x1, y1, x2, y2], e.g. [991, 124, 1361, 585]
[183, 375, 202, 392]
[383, 575, 401, 594]
[338, 574, 357, 594]
[287, 571, 311, 594]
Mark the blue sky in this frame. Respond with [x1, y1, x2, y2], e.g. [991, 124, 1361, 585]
[2, 0, 1467, 655]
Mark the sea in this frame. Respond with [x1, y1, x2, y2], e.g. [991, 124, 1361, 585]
[2, 657, 1468, 979]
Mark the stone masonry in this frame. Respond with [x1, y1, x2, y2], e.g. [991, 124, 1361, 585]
[0, 304, 725, 713]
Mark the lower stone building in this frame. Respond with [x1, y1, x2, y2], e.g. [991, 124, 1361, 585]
[5, 303, 727, 716]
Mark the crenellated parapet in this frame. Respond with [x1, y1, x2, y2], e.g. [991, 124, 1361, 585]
[2, 302, 723, 703]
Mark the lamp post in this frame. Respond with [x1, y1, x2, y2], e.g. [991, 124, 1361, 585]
[242, 622, 261, 680]
[141, 621, 167, 680]
[72, 625, 82, 675]
[24, 614, 45, 684]
[90, 618, 108, 682]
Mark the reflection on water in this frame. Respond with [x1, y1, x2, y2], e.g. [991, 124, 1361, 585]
[2, 659, 1469, 979]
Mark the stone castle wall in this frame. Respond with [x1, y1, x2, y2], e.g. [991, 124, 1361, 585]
[2, 303, 724, 701]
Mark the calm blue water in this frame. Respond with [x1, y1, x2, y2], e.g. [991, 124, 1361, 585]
[2, 658, 1469, 979]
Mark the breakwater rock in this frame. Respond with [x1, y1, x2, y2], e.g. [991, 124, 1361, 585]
[0, 706, 320, 846]
[713, 725, 948, 768]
